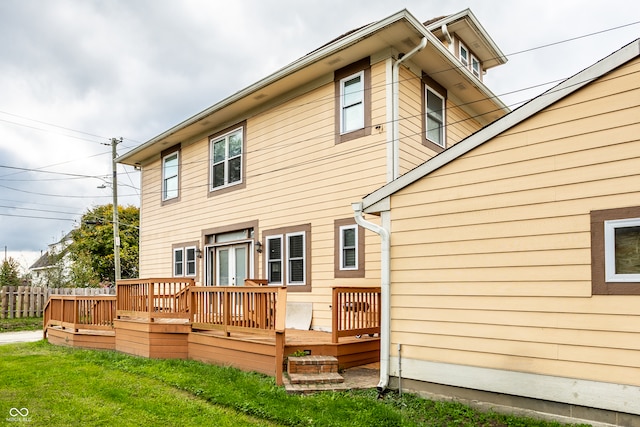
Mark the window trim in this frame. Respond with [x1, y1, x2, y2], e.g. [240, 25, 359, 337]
[591, 206, 640, 295]
[334, 218, 365, 278]
[334, 57, 371, 144]
[263, 224, 311, 292]
[208, 122, 247, 197]
[161, 145, 181, 205]
[421, 74, 447, 153]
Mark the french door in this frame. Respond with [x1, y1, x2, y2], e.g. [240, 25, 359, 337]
[207, 243, 249, 286]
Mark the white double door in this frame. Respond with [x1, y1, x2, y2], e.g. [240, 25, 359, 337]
[207, 243, 250, 286]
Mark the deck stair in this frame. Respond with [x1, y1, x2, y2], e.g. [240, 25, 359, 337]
[284, 355, 349, 393]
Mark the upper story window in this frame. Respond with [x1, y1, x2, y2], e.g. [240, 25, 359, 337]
[459, 42, 469, 67]
[334, 58, 371, 144]
[340, 71, 364, 134]
[457, 39, 482, 80]
[162, 152, 179, 201]
[208, 123, 246, 196]
[211, 128, 242, 190]
[161, 145, 180, 204]
[471, 54, 481, 78]
[425, 85, 445, 148]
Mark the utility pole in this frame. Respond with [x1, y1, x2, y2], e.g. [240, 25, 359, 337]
[111, 137, 122, 282]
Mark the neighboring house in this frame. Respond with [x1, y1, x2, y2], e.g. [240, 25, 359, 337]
[30, 231, 73, 287]
[358, 40, 640, 423]
[117, 8, 508, 333]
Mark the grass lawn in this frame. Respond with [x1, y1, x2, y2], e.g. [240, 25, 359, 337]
[0, 316, 43, 332]
[0, 341, 590, 427]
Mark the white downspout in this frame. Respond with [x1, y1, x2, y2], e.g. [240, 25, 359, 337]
[441, 24, 454, 54]
[352, 202, 390, 392]
[391, 37, 427, 180]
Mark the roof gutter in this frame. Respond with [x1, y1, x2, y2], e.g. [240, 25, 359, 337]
[351, 202, 390, 393]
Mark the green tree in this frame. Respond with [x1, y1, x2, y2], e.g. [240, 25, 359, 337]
[69, 204, 139, 286]
[0, 257, 22, 287]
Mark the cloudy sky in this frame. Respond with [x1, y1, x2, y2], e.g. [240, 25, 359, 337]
[1, 0, 638, 272]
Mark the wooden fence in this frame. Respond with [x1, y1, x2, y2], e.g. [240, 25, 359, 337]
[0, 286, 114, 319]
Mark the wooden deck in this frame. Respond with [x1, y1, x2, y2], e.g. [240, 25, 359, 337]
[43, 280, 380, 386]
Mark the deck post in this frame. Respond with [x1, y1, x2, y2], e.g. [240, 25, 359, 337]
[275, 331, 285, 386]
[148, 280, 154, 322]
[331, 287, 339, 343]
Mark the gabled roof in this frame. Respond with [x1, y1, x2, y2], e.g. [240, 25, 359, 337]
[361, 39, 640, 213]
[427, 9, 507, 70]
[118, 8, 508, 167]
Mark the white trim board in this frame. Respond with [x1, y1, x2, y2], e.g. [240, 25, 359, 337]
[390, 357, 640, 415]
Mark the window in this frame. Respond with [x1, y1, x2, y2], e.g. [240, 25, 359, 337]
[210, 126, 244, 192]
[340, 225, 357, 270]
[173, 244, 197, 277]
[471, 54, 481, 78]
[334, 58, 371, 144]
[459, 42, 469, 67]
[287, 232, 305, 284]
[425, 86, 445, 147]
[266, 236, 283, 284]
[264, 224, 311, 291]
[162, 152, 179, 201]
[340, 71, 364, 134]
[591, 207, 640, 295]
[604, 218, 640, 282]
[174, 248, 184, 276]
[334, 219, 365, 278]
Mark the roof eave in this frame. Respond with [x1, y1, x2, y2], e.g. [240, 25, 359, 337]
[362, 39, 640, 213]
[117, 9, 418, 166]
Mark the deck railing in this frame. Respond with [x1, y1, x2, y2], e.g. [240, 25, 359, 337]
[190, 285, 287, 336]
[43, 295, 116, 337]
[116, 278, 193, 321]
[332, 287, 381, 343]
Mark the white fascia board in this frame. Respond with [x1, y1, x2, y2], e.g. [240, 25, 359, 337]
[362, 39, 640, 211]
[117, 9, 420, 164]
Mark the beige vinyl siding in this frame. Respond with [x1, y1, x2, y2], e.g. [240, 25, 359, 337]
[138, 60, 389, 330]
[388, 58, 640, 385]
[397, 66, 483, 174]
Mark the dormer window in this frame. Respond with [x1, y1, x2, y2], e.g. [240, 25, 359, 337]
[471, 54, 481, 78]
[459, 42, 469, 67]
